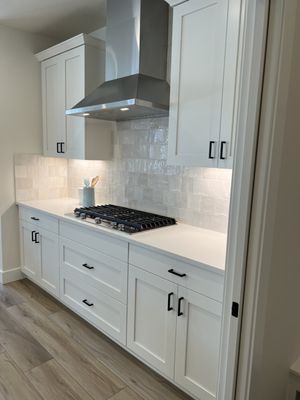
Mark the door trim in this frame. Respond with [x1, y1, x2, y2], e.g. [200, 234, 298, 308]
[217, 0, 270, 398]
[234, 0, 298, 398]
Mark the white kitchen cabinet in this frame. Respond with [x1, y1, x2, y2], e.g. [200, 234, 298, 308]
[127, 266, 178, 378]
[18, 203, 225, 400]
[36, 34, 113, 160]
[168, 0, 240, 168]
[127, 250, 223, 399]
[61, 263, 127, 345]
[20, 221, 40, 280]
[175, 287, 222, 400]
[19, 220, 59, 297]
[60, 237, 128, 304]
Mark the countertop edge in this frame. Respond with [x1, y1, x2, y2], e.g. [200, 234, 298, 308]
[17, 200, 226, 276]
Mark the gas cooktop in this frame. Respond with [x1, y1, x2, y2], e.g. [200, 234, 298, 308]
[72, 204, 177, 234]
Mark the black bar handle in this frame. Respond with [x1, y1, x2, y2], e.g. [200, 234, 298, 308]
[31, 231, 36, 242]
[168, 269, 187, 278]
[167, 292, 174, 311]
[60, 142, 65, 154]
[34, 232, 40, 244]
[31, 217, 40, 221]
[82, 299, 94, 307]
[220, 141, 227, 160]
[178, 297, 184, 317]
[209, 141, 216, 159]
[82, 263, 94, 270]
[56, 142, 65, 154]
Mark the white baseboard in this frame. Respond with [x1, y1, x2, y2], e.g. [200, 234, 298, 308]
[0, 267, 23, 284]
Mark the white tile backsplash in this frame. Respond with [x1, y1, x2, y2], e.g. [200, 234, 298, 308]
[14, 154, 68, 201]
[14, 117, 232, 233]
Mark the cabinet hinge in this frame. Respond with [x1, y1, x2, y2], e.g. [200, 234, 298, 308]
[231, 302, 239, 318]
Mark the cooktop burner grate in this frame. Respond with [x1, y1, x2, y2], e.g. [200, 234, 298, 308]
[73, 204, 177, 233]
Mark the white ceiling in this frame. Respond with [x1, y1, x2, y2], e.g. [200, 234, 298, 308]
[0, 0, 106, 40]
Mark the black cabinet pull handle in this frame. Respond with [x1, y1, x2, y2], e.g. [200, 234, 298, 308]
[82, 299, 94, 307]
[167, 292, 174, 311]
[31, 217, 40, 221]
[220, 141, 227, 160]
[82, 263, 94, 270]
[31, 231, 36, 242]
[168, 269, 186, 278]
[34, 232, 40, 244]
[56, 142, 65, 154]
[178, 297, 184, 317]
[60, 142, 65, 154]
[209, 141, 216, 159]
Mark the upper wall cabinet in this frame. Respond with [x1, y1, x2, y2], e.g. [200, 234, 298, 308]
[168, 0, 240, 168]
[36, 34, 113, 160]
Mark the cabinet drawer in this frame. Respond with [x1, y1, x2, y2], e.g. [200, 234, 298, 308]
[129, 245, 224, 302]
[60, 238, 128, 303]
[19, 207, 59, 234]
[60, 221, 128, 262]
[60, 266, 126, 345]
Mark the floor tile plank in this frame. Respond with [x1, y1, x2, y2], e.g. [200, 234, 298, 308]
[8, 279, 61, 315]
[0, 302, 52, 372]
[27, 359, 94, 400]
[8, 301, 126, 400]
[1, 280, 192, 400]
[0, 352, 43, 400]
[0, 282, 25, 308]
[50, 310, 192, 400]
[108, 387, 144, 400]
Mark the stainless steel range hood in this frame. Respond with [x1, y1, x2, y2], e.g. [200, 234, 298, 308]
[66, 0, 169, 121]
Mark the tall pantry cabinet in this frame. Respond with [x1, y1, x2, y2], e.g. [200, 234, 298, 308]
[36, 34, 112, 160]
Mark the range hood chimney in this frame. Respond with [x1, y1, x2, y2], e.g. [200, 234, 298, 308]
[66, 0, 169, 121]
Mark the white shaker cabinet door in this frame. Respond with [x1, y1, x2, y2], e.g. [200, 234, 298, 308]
[20, 221, 41, 281]
[41, 56, 65, 157]
[127, 266, 177, 379]
[175, 287, 222, 400]
[39, 228, 60, 297]
[63, 46, 86, 160]
[168, 0, 238, 167]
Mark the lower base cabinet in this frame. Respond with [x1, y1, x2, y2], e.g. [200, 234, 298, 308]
[127, 266, 177, 378]
[175, 287, 222, 400]
[60, 265, 127, 345]
[127, 265, 222, 400]
[20, 220, 59, 297]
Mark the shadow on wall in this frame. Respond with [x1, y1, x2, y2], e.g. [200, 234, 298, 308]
[1, 205, 20, 271]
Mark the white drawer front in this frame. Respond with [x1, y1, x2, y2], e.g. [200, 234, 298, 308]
[60, 238, 128, 303]
[61, 266, 126, 345]
[60, 221, 128, 262]
[129, 245, 224, 302]
[19, 207, 59, 234]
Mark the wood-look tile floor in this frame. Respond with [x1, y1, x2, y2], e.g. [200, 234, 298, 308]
[0, 279, 193, 400]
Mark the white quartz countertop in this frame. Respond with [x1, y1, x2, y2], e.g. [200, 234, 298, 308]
[17, 198, 227, 274]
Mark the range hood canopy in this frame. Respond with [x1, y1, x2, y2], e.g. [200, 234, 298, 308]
[66, 0, 170, 121]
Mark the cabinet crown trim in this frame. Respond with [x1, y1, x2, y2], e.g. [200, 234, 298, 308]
[35, 33, 105, 62]
[164, 0, 188, 6]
